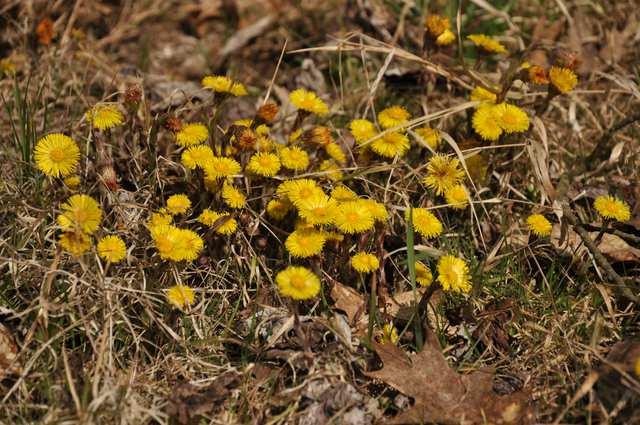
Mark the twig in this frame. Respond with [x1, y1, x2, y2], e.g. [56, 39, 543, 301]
[562, 206, 638, 302]
[581, 223, 640, 245]
[585, 110, 640, 164]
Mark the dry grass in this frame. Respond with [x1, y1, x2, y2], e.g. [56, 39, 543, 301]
[1, 1, 640, 424]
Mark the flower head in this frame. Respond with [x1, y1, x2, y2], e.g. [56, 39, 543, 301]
[166, 194, 191, 215]
[379, 323, 400, 345]
[279, 146, 310, 171]
[470, 86, 497, 104]
[415, 261, 433, 286]
[302, 126, 333, 146]
[445, 184, 469, 209]
[222, 181, 246, 209]
[528, 66, 549, 85]
[59, 231, 91, 256]
[277, 179, 324, 207]
[437, 255, 472, 293]
[472, 105, 502, 141]
[276, 266, 321, 300]
[86, 105, 124, 130]
[57, 194, 102, 234]
[97, 235, 127, 263]
[371, 132, 410, 158]
[361, 199, 388, 223]
[406, 208, 443, 239]
[423, 154, 465, 195]
[334, 201, 375, 234]
[318, 159, 343, 181]
[493, 103, 529, 133]
[202, 75, 239, 94]
[167, 285, 195, 310]
[285, 229, 327, 258]
[325, 143, 347, 164]
[349, 119, 377, 145]
[198, 209, 237, 235]
[148, 210, 173, 228]
[297, 195, 337, 226]
[34, 134, 80, 178]
[526, 214, 552, 237]
[414, 127, 440, 150]
[331, 185, 358, 202]
[64, 175, 81, 189]
[594, 195, 631, 222]
[266, 199, 292, 220]
[549, 66, 578, 93]
[378, 106, 410, 129]
[289, 88, 329, 116]
[247, 152, 281, 177]
[425, 15, 450, 37]
[436, 29, 456, 46]
[204, 157, 241, 179]
[181, 145, 215, 170]
[467, 34, 507, 54]
[176, 123, 209, 147]
[351, 252, 379, 273]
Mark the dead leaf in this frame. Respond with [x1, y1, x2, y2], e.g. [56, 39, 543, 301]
[551, 224, 640, 263]
[330, 281, 366, 324]
[166, 371, 241, 424]
[596, 340, 640, 423]
[367, 338, 533, 424]
[0, 323, 20, 379]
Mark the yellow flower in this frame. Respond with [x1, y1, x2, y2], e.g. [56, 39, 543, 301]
[470, 86, 497, 103]
[349, 119, 377, 145]
[266, 199, 292, 220]
[379, 323, 399, 345]
[334, 201, 375, 234]
[279, 146, 310, 171]
[361, 199, 388, 223]
[472, 105, 502, 141]
[425, 15, 450, 37]
[406, 208, 443, 239]
[289, 88, 329, 116]
[423, 154, 465, 195]
[181, 145, 215, 170]
[203, 156, 241, 179]
[493, 103, 529, 133]
[378, 106, 410, 129]
[201, 75, 233, 93]
[414, 127, 440, 150]
[415, 261, 433, 286]
[173, 228, 204, 261]
[289, 129, 303, 144]
[198, 209, 237, 235]
[63, 175, 81, 189]
[148, 209, 173, 228]
[276, 266, 321, 300]
[150, 224, 179, 260]
[297, 195, 337, 226]
[350, 252, 379, 273]
[319, 159, 343, 181]
[467, 34, 507, 54]
[277, 179, 323, 206]
[437, 255, 472, 293]
[594, 195, 631, 222]
[176, 123, 209, 147]
[230, 82, 248, 96]
[59, 231, 91, 256]
[436, 29, 456, 46]
[325, 143, 347, 164]
[222, 181, 246, 209]
[526, 214, 552, 237]
[97, 235, 126, 263]
[247, 152, 281, 177]
[445, 184, 469, 209]
[549, 66, 578, 93]
[34, 133, 80, 178]
[166, 194, 191, 215]
[0, 58, 17, 76]
[331, 185, 358, 202]
[86, 105, 124, 130]
[303, 126, 333, 146]
[166, 285, 195, 310]
[57, 194, 102, 234]
[285, 229, 327, 258]
[371, 132, 410, 158]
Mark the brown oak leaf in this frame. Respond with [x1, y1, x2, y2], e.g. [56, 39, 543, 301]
[366, 336, 533, 424]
